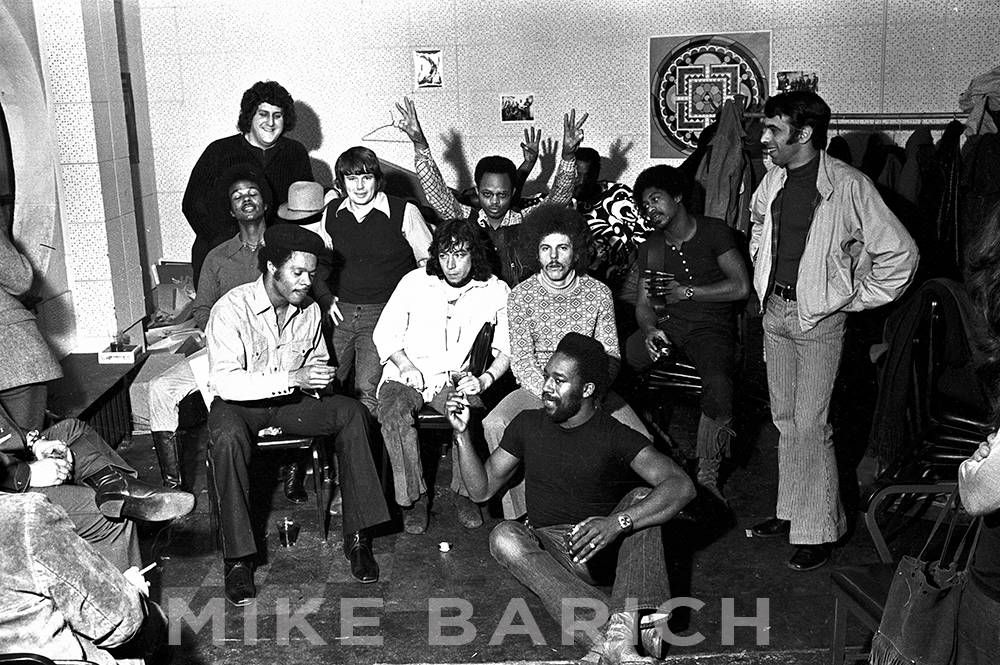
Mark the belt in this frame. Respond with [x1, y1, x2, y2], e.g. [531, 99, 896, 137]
[772, 282, 797, 301]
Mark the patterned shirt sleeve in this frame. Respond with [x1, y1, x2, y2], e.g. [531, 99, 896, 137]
[507, 283, 545, 397]
[546, 157, 578, 206]
[414, 146, 469, 221]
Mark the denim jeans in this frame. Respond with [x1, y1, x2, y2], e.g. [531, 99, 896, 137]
[488, 488, 669, 647]
[332, 301, 386, 416]
[483, 388, 652, 518]
[763, 295, 847, 544]
[376, 381, 479, 506]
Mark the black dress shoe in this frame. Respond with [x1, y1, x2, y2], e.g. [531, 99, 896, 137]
[787, 544, 831, 571]
[224, 561, 256, 606]
[751, 517, 791, 538]
[281, 463, 308, 504]
[82, 465, 195, 522]
[344, 531, 379, 584]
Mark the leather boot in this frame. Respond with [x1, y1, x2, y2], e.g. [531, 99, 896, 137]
[281, 462, 308, 504]
[151, 431, 183, 490]
[344, 531, 379, 584]
[82, 465, 195, 522]
[695, 413, 734, 503]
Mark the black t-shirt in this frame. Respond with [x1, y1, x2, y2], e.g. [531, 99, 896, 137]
[638, 216, 738, 326]
[499, 408, 649, 527]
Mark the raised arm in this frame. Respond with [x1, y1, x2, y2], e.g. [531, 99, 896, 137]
[447, 392, 519, 502]
[515, 127, 541, 195]
[395, 96, 468, 221]
[547, 109, 588, 205]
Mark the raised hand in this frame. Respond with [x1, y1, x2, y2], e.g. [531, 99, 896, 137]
[562, 108, 590, 159]
[394, 96, 428, 147]
[521, 127, 542, 163]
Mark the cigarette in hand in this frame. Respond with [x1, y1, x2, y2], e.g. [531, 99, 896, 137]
[139, 562, 157, 575]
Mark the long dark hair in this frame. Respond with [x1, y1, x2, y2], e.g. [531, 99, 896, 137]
[966, 200, 1000, 423]
[425, 218, 494, 282]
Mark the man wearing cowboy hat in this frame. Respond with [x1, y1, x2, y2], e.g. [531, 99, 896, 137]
[206, 223, 390, 604]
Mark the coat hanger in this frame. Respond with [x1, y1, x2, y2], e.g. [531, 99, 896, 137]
[361, 112, 409, 143]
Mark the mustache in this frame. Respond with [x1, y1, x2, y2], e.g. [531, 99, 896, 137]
[541, 393, 557, 401]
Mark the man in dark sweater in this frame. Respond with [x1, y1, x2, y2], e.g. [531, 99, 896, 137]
[447, 333, 694, 664]
[303, 146, 433, 416]
[183, 80, 313, 287]
[625, 165, 750, 501]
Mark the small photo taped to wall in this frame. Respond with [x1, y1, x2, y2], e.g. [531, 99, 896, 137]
[501, 93, 535, 122]
[414, 49, 442, 88]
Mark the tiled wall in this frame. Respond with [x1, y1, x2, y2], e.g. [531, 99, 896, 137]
[136, 0, 1000, 262]
[29, 0, 146, 350]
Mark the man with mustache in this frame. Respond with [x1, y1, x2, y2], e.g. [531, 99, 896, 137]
[446, 332, 694, 664]
[148, 166, 302, 494]
[625, 165, 750, 502]
[205, 224, 390, 605]
[749, 91, 918, 571]
[483, 204, 652, 520]
[372, 218, 511, 533]
[394, 96, 587, 286]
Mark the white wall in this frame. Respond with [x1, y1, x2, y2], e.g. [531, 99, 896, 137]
[132, 0, 999, 263]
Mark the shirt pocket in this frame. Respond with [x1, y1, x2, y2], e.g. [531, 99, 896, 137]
[278, 340, 312, 371]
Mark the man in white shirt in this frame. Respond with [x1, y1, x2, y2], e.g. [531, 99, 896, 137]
[373, 219, 511, 533]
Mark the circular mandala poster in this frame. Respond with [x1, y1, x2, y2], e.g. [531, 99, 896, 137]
[649, 32, 770, 158]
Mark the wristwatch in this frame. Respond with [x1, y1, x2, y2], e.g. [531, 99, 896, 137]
[684, 286, 695, 300]
[616, 512, 634, 533]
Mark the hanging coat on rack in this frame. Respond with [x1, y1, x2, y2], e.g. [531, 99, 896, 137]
[694, 100, 754, 234]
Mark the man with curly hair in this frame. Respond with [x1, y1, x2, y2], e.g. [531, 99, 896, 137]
[183, 80, 313, 286]
[483, 205, 652, 520]
[372, 219, 510, 532]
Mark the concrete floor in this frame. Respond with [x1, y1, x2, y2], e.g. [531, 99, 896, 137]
[123, 315, 891, 665]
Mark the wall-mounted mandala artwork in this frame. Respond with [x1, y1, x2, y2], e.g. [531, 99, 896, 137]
[649, 32, 771, 159]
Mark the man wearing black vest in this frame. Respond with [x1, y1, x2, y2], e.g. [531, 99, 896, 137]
[304, 147, 433, 416]
[394, 96, 586, 286]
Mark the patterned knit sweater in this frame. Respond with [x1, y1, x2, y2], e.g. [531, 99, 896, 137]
[507, 273, 620, 397]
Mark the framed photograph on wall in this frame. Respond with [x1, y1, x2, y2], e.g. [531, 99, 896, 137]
[414, 49, 442, 88]
[501, 94, 535, 122]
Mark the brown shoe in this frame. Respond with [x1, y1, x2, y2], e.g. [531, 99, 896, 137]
[402, 495, 429, 534]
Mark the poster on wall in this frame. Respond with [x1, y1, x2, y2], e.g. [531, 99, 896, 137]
[501, 94, 535, 122]
[414, 49, 442, 88]
[776, 71, 819, 93]
[649, 31, 771, 159]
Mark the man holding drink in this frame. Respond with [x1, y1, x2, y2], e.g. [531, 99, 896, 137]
[625, 165, 751, 501]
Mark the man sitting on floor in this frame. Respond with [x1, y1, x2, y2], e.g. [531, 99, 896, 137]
[483, 204, 652, 519]
[447, 333, 695, 664]
[206, 223, 391, 605]
[625, 165, 750, 501]
[0, 405, 195, 570]
[373, 218, 511, 533]
[0, 492, 167, 665]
